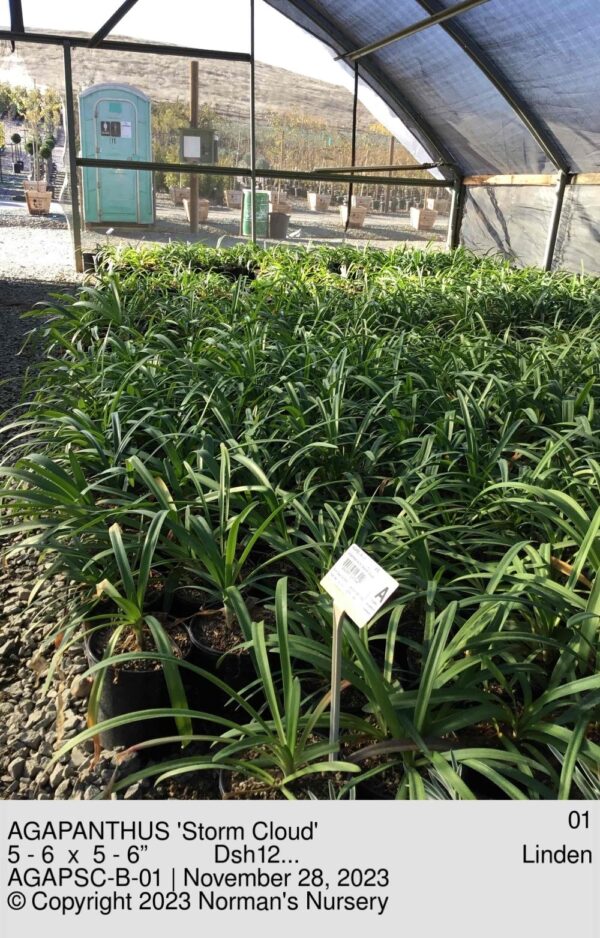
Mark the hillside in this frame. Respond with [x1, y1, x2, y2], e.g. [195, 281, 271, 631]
[0, 31, 378, 132]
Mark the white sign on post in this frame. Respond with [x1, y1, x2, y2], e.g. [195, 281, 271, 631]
[320, 543, 399, 628]
[321, 545, 399, 760]
[182, 135, 202, 159]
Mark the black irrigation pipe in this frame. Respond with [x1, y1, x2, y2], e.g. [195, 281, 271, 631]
[315, 161, 450, 174]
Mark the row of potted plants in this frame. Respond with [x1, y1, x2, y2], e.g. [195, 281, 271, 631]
[1, 244, 599, 798]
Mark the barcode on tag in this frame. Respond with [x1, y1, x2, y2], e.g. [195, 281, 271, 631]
[342, 557, 366, 583]
[320, 544, 399, 628]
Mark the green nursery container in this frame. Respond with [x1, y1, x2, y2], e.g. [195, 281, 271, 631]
[241, 189, 269, 237]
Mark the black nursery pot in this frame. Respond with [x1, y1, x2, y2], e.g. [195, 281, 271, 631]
[84, 630, 193, 751]
[186, 614, 257, 716]
[82, 251, 97, 273]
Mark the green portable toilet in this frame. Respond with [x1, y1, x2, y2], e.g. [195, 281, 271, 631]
[79, 83, 154, 225]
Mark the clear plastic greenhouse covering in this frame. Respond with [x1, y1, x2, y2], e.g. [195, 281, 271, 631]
[263, 0, 600, 273]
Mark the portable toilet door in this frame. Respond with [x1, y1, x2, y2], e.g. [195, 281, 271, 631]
[79, 83, 154, 225]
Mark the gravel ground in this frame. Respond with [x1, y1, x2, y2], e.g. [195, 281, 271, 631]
[1, 182, 446, 283]
[0, 279, 76, 425]
[0, 219, 218, 799]
[0, 226, 76, 281]
[80, 192, 449, 253]
[0, 553, 120, 801]
[0, 550, 218, 800]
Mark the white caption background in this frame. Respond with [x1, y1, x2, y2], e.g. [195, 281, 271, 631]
[0, 801, 598, 938]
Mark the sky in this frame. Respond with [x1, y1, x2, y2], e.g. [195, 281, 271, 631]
[3, 0, 346, 84]
[0, 0, 435, 166]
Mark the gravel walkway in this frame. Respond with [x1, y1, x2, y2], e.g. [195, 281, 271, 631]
[0, 550, 217, 800]
[0, 437, 217, 799]
[0, 554, 117, 801]
[0, 224, 75, 281]
[80, 192, 448, 253]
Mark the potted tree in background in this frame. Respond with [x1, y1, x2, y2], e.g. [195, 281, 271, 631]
[40, 142, 54, 193]
[10, 132, 23, 172]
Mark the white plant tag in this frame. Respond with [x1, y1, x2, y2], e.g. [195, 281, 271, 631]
[320, 544, 399, 628]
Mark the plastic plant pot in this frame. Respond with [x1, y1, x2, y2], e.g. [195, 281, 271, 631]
[84, 628, 193, 750]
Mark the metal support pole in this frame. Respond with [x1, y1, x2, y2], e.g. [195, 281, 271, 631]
[338, 0, 490, 61]
[89, 0, 139, 47]
[447, 176, 464, 250]
[249, 0, 257, 242]
[543, 172, 568, 271]
[384, 137, 394, 214]
[315, 158, 449, 174]
[77, 156, 444, 189]
[1, 29, 252, 63]
[62, 42, 83, 274]
[345, 63, 359, 234]
[189, 61, 199, 235]
[328, 605, 344, 761]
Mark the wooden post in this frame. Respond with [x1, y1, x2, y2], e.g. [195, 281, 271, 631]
[278, 128, 284, 198]
[189, 60, 199, 234]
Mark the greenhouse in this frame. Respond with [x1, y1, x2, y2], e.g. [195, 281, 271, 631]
[0, 0, 598, 801]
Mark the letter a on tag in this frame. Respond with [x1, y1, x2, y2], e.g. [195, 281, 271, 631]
[320, 544, 399, 628]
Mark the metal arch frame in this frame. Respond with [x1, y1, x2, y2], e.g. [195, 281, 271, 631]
[3, 20, 453, 270]
[413, 0, 569, 175]
[272, 0, 458, 175]
[62, 42, 84, 273]
[338, 0, 490, 61]
[89, 0, 140, 47]
[0, 30, 252, 63]
[270, 0, 574, 260]
[414, 0, 570, 265]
